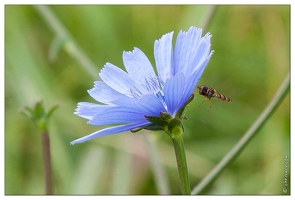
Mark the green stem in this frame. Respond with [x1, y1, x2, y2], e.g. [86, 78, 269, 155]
[200, 5, 217, 31]
[172, 136, 191, 195]
[42, 131, 52, 194]
[34, 5, 98, 79]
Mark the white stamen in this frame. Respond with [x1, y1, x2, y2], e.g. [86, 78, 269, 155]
[129, 76, 167, 110]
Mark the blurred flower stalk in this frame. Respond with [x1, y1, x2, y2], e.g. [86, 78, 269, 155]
[21, 101, 58, 195]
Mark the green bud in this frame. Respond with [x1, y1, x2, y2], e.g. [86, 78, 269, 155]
[21, 100, 58, 132]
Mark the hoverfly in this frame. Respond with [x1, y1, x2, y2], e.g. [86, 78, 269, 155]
[197, 85, 232, 103]
[194, 85, 232, 120]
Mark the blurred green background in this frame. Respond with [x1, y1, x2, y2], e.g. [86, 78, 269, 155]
[5, 5, 290, 195]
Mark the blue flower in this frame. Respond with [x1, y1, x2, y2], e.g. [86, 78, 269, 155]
[71, 26, 214, 145]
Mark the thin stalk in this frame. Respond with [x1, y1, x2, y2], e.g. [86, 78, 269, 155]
[191, 74, 290, 194]
[172, 136, 191, 195]
[34, 5, 98, 79]
[200, 5, 217, 31]
[42, 131, 52, 194]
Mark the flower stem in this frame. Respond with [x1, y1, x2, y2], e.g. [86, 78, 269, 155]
[42, 131, 52, 194]
[171, 136, 191, 194]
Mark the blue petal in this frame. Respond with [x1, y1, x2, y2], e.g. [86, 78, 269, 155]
[70, 121, 151, 145]
[154, 31, 174, 82]
[181, 62, 208, 105]
[74, 102, 113, 120]
[123, 48, 156, 87]
[99, 63, 136, 96]
[191, 33, 213, 75]
[88, 81, 136, 106]
[173, 27, 205, 79]
[88, 106, 147, 126]
[88, 95, 166, 126]
[163, 72, 185, 116]
[131, 94, 166, 116]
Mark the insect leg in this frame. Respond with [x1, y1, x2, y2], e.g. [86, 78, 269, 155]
[193, 98, 207, 111]
[201, 100, 212, 122]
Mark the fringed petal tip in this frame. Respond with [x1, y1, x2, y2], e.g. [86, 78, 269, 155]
[154, 31, 174, 45]
[123, 47, 140, 54]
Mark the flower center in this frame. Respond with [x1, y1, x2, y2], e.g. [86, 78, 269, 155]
[130, 76, 167, 110]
